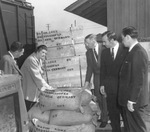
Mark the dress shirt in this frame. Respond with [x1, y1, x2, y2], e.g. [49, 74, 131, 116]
[94, 43, 99, 54]
[110, 42, 119, 59]
[93, 43, 99, 61]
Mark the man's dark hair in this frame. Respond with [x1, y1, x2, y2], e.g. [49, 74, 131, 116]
[10, 41, 24, 52]
[122, 26, 138, 39]
[102, 31, 117, 41]
[96, 33, 102, 43]
[35, 45, 47, 53]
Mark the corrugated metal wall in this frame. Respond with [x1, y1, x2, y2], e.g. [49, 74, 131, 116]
[107, 0, 150, 38]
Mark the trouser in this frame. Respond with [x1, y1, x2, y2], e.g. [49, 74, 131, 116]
[99, 93, 108, 122]
[122, 105, 148, 132]
[107, 94, 122, 132]
[93, 74, 108, 122]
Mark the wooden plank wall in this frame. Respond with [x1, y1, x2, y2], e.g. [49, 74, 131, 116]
[107, 0, 150, 38]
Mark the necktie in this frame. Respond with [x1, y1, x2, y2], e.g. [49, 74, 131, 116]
[111, 48, 114, 60]
[94, 49, 98, 60]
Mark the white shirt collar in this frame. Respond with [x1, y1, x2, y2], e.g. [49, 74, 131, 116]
[94, 43, 99, 54]
[8, 51, 15, 60]
[129, 42, 138, 52]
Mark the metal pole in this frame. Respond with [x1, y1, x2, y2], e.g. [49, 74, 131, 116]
[79, 56, 83, 87]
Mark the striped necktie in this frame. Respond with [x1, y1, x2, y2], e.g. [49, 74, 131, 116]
[111, 48, 114, 60]
[94, 49, 98, 60]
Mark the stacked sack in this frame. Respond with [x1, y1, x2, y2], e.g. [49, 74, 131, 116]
[28, 87, 101, 132]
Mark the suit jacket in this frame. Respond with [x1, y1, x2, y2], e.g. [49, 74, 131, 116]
[85, 44, 104, 87]
[100, 44, 128, 95]
[118, 44, 149, 107]
[0, 52, 22, 76]
[21, 52, 48, 102]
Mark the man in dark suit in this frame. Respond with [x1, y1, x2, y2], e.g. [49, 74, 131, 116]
[84, 34, 108, 128]
[118, 26, 149, 132]
[100, 31, 128, 132]
[0, 41, 24, 76]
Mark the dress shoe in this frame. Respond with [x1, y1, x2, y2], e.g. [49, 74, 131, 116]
[99, 122, 107, 128]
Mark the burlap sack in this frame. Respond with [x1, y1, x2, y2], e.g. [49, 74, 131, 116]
[28, 103, 50, 123]
[39, 89, 82, 111]
[49, 109, 92, 126]
[30, 118, 95, 132]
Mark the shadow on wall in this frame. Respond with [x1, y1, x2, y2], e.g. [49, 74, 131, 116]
[16, 44, 36, 68]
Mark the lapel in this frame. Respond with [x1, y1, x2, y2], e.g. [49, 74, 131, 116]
[105, 48, 114, 62]
[115, 44, 122, 61]
[8, 54, 23, 76]
[125, 43, 140, 60]
[88, 49, 98, 66]
[14, 62, 23, 76]
[90, 49, 97, 62]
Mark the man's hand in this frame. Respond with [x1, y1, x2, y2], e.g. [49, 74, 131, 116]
[83, 82, 92, 90]
[41, 86, 47, 91]
[127, 100, 136, 112]
[100, 86, 107, 97]
[41, 85, 55, 91]
[92, 95, 97, 102]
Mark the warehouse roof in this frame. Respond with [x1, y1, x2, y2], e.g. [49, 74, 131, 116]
[64, 0, 107, 26]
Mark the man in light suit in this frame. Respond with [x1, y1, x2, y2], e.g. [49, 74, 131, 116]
[118, 26, 149, 132]
[100, 31, 128, 132]
[0, 41, 24, 76]
[84, 34, 108, 128]
[21, 45, 50, 111]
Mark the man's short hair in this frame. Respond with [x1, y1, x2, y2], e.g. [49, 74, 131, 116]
[102, 31, 117, 41]
[10, 41, 24, 52]
[96, 33, 102, 43]
[122, 26, 138, 39]
[35, 45, 47, 53]
[84, 34, 96, 42]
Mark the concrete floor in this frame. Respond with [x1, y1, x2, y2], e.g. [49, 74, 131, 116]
[95, 121, 112, 132]
[95, 121, 150, 132]
[95, 111, 150, 132]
